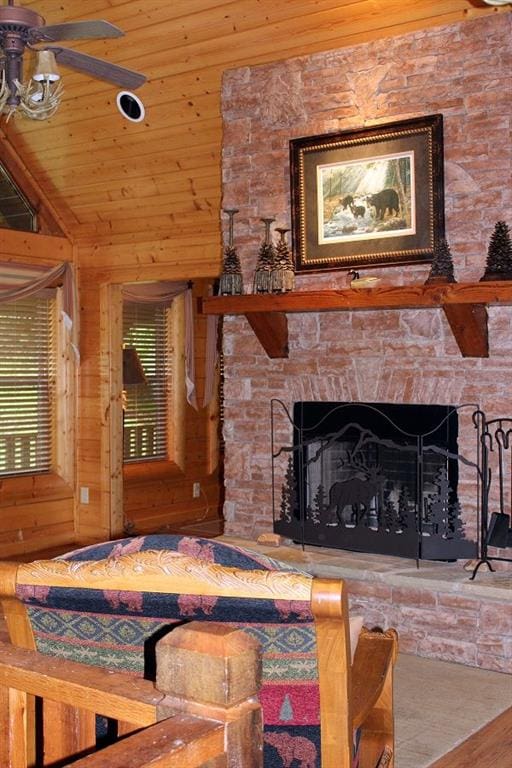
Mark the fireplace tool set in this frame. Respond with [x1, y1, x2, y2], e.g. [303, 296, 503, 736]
[270, 399, 512, 577]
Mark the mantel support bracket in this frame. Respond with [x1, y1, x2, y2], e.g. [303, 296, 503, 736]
[442, 302, 489, 358]
[245, 311, 289, 359]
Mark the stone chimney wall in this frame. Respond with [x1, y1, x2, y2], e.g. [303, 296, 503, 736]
[220, 13, 512, 541]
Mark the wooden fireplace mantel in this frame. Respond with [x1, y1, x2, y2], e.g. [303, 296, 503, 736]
[201, 281, 512, 359]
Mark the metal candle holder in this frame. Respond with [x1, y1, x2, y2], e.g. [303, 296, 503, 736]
[253, 217, 276, 293]
[271, 227, 295, 293]
[218, 208, 244, 295]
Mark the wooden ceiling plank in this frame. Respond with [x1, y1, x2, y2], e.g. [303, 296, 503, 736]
[73, 206, 219, 228]
[56, 65, 222, 103]
[14, 97, 219, 144]
[68, 171, 219, 201]
[25, 141, 220, 177]
[19, 120, 222, 164]
[73, 194, 218, 224]
[19, 92, 221, 144]
[49, 154, 220, 195]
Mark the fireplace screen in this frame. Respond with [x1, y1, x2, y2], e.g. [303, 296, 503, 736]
[272, 401, 479, 560]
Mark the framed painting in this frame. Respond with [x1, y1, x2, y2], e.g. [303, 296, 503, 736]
[290, 114, 445, 272]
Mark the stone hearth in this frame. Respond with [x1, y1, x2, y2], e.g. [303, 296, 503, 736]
[222, 536, 512, 674]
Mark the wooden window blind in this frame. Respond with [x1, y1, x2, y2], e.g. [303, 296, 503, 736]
[0, 293, 56, 476]
[123, 302, 170, 463]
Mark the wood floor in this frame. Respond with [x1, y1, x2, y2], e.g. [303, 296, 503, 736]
[429, 707, 512, 768]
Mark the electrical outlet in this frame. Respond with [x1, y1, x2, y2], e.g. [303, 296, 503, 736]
[193, 482, 201, 498]
[80, 486, 89, 504]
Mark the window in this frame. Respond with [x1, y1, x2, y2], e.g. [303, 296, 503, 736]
[0, 293, 56, 476]
[123, 301, 171, 463]
[0, 162, 37, 232]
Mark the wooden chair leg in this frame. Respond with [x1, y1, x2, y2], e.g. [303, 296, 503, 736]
[42, 701, 96, 766]
[0, 686, 35, 768]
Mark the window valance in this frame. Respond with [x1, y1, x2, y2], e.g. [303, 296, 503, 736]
[0, 261, 78, 359]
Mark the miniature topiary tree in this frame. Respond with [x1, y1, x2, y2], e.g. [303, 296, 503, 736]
[425, 237, 456, 284]
[480, 221, 512, 281]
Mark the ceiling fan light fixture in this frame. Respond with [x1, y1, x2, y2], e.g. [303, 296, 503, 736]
[9, 77, 63, 121]
[32, 50, 60, 83]
[0, 1, 146, 121]
[481, 0, 511, 5]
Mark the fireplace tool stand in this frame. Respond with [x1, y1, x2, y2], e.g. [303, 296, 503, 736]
[470, 414, 512, 580]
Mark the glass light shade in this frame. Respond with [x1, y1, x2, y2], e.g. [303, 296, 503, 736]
[32, 50, 60, 82]
[482, 0, 510, 5]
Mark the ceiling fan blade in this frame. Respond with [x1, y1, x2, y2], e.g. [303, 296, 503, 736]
[31, 20, 124, 43]
[48, 47, 146, 90]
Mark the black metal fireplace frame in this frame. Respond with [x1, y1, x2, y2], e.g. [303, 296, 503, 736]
[271, 399, 482, 564]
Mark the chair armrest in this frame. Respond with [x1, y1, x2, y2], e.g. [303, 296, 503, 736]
[351, 628, 398, 729]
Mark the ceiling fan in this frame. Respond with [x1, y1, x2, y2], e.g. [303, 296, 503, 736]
[0, 0, 146, 120]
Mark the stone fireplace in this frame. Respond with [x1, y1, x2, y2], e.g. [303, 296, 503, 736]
[220, 12, 512, 550]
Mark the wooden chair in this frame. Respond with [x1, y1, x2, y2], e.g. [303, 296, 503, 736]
[0, 534, 398, 768]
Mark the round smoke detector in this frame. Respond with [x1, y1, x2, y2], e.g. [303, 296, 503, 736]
[116, 91, 145, 122]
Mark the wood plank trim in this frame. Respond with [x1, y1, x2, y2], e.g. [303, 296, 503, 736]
[0, 229, 72, 262]
[68, 716, 225, 768]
